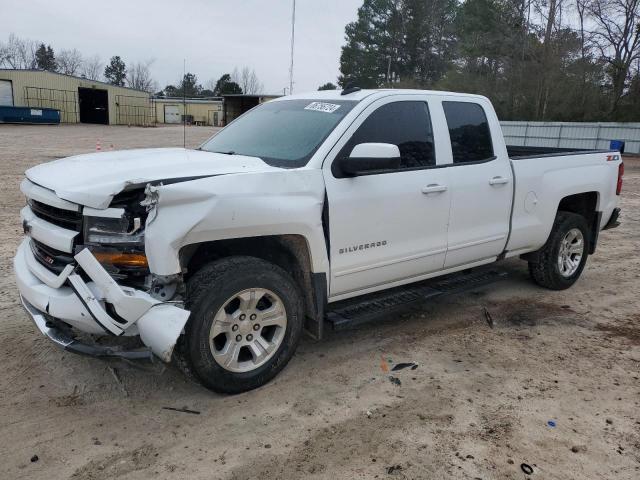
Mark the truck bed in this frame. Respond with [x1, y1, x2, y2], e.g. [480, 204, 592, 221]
[507, 145, 611, 159]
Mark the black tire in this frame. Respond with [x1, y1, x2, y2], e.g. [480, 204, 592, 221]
[179, 256, 304, 394]
[528, 211, 590, 290]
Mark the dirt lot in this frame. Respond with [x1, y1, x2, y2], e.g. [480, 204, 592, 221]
[0, 124, 638, 479]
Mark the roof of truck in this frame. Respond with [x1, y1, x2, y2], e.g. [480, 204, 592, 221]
[276, 88, 488, 102]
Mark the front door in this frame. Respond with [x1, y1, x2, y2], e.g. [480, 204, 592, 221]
[440, 100, 513, 268]
[323, 97, 451, 299]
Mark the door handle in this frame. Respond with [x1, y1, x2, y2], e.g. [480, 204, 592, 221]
[489, 176, 509, 185]
[422, 184, 447, 194]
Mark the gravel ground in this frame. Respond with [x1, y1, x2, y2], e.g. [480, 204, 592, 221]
[0, 124, 638, 480]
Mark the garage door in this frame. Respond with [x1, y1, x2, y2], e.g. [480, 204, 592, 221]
[164, 105, 181, 124]
[0, 80, 13, 106]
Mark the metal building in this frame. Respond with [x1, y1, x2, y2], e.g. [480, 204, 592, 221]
[152, 97, 224, 126]
[501, 121, 640, 154]
[0, 69, 153, 125]
[222, 94, 281, 125]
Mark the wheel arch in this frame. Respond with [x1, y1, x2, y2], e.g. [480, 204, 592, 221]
[179, 234, 327, 339]
[522, 190, 600, 262]
[556, 191, 600, 254]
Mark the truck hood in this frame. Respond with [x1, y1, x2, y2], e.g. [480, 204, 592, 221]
[25, 148, 278, 209]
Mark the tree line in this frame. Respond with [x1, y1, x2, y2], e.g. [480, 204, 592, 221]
[0, 34, 157, 92]
[338, 0, 640, 121]
[159, 67, 264, 98]
[0, 33, 264, 97]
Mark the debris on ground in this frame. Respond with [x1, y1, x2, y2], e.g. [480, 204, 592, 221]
[571, 445, 587, 453]
[520, 463, 534, 474]
[483, 307, 494, 328]
[380, 356, 390, 373]
[547, 420, 557, 428]
[162, 406, 201, 415]
[388, 376, 402, 386]
[30, 455, 38, 463]
[391, 362, 418, 371]
[387, 464, 403, 474]
[108, 366, 128, 397]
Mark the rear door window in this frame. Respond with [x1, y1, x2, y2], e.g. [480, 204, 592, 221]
[339, 101, 435, 170]
[443, 102, 494, 163]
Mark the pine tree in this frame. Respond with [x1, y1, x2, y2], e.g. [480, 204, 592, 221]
[104, 56, 126, 86]
[35, 43, 57, 71]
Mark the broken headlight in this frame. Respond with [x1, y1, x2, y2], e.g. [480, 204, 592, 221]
[83, 214, 144, 245]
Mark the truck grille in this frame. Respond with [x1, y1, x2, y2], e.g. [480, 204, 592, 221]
[29, 199, 82, 231]
[30, 239, 75, 274]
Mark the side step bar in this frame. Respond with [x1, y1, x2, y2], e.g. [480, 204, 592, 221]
[326, 269, 507, 331]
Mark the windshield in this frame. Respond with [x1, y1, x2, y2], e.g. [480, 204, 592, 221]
[200, 99, 357, 167]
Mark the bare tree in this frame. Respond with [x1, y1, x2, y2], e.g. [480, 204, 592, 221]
[230, 67, 239, 83]
[204, 78, 217, 93]
[232, 66, 264, 94]
[589, 0, 640, 116]
[0, 33, 39, 69]
[57, 48, 83, 75]
[574, 0, 591, 116]
[243, 67, 264, 94]
[81, 55, 103, 80]
[534, 0, 563, 119]
[126, 59, 157, 92]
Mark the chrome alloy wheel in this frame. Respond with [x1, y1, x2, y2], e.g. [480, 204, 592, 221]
[208, 288, 287, 373]
[557, 228, 584, 278]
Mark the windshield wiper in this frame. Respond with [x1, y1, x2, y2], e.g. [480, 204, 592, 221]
[213, 150, 236, 155]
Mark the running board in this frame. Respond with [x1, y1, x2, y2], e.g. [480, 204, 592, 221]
[326, 269, 508, 331]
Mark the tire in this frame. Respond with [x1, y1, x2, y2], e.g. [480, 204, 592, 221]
[528, 211, 590, 290]
[179, 256, 304, 394]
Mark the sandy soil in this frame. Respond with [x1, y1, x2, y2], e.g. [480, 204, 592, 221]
[0, 124, 638, 480]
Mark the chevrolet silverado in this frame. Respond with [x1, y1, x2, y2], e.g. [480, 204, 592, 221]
[14, 88, 623, 393]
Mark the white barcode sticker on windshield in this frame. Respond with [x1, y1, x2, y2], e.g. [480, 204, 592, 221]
[304, 102, 341, 113]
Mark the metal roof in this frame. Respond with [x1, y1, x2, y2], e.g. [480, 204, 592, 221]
[0, 68, 149, 93]
[152, 96, 223, 103]
[221, 93, 281, 98]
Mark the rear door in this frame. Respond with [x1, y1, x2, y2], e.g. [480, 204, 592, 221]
[323, 95, 452, 298]
[441, 100, 513, 268]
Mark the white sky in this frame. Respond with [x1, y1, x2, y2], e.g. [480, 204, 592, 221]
[2, 0, 362, 94]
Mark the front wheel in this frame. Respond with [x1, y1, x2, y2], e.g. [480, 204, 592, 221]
[528, 212, 590, 290]
[180, 256, 304, 394]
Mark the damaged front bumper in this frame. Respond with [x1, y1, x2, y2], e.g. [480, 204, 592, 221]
[20, 296, 154, 360]
[14, 239, 190, 362]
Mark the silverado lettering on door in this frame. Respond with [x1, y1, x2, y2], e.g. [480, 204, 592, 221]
[339, 240, 388, 254]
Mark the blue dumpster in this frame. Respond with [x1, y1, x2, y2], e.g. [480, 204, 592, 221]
[0, 106, 60, 124]
[610, 140, 625, 154]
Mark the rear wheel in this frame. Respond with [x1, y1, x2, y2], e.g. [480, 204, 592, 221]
[528, 212, 590, 290]
[180, 256, 304, 394]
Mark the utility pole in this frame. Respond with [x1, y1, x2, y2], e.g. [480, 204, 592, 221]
[183, 59, 186, 148]
[289, 0, 296, 95]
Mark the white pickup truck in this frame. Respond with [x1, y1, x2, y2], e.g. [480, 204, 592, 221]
[15, 88, 623, 393]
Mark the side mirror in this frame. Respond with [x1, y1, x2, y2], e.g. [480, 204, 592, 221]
[339, 143, 401, 176]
